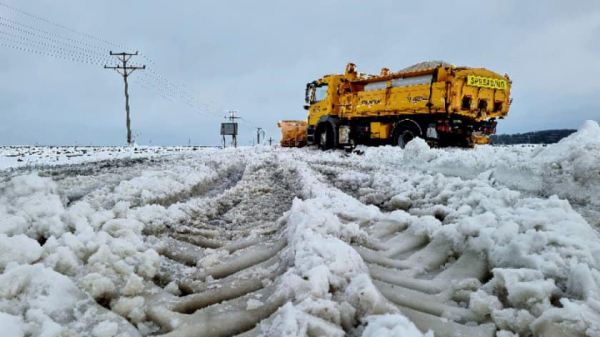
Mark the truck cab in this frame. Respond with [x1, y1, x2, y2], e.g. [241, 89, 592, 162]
[305, 75, 341, 145]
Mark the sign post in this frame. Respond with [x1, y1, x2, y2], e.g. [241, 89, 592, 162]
[221, 110, 240, 148]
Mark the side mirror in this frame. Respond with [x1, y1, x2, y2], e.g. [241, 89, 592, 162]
[303, 105, 309, 110]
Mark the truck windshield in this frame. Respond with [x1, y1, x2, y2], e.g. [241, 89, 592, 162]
[313, 85, 328, 103]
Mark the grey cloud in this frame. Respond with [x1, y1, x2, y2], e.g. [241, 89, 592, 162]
[0, 0, 598, 145]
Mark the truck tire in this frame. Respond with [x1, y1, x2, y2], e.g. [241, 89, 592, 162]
[393, 124, 420, 149]
[317, 124, 334, 150]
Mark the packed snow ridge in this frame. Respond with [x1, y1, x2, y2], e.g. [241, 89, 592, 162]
[0, 120, 599, 337]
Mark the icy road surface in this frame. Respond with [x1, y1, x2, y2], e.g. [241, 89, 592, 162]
[1, 121, 599, 336]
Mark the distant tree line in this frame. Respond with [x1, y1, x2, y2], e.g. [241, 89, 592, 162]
[490, 129, 576, 145]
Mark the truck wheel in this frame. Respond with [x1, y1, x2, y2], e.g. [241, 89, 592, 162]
[393, 126, 419, 149]
[318, 125, 334, 150]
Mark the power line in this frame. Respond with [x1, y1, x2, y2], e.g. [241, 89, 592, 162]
[0, 30, 111, 65]
[0, 41, 104, 65]
[0, 3, 236, 133]
[132, 78, 175, 102]
[0, 4, 224, 118]
[0, 16, 110, 52]
[0, 2, 128, 50]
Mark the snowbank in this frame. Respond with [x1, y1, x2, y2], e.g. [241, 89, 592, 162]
[0, 263, 138, 336]
[0, 173, 161, 335]
[0, 173, 65, 239]
[364, 120, 600, 226]
[295, 130, 600, 335]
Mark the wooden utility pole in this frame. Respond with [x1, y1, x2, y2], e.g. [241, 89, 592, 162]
[223, 110, 241, 148]
[256, 127, 263, 145]
[104, 52, 145, 145]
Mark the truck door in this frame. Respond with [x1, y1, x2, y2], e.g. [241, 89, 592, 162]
[308, 83, 330, 126]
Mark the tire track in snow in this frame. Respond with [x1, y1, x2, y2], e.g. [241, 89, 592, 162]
[3, 147, 598, 336]
[302, 152, 599, 336]
[1, 152, 304, 336]
[4, 156, 161, 206]
[133, 158, 308, 336]
[305, 158, 497, 336]
[73, 157, 245, 210]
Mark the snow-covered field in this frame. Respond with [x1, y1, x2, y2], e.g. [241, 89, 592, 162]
[1, 121, 599, 337]
[0, 146, 208, 170]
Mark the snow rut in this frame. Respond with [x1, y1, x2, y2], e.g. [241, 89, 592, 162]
[5, 156, 158, 206]
[355, 230, 496, 336]
[2, 144, 600, 336]
[305, 154, 600, 336]
[133, 157, 303, 336]
[307, 160, 496, 335]
[0, 151, 310, 336]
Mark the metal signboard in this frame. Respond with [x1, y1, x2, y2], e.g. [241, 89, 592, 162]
[221, 123, 238, 136]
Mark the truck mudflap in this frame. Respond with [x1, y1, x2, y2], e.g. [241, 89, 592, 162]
[338, 125, 351, 145]
[424, 117, 496, 147]
[471, 133, 491, 145]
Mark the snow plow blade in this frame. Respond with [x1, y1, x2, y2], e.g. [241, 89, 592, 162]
[278, 120, 307, 147]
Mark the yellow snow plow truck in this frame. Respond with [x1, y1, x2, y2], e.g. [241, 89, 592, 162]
[281, 61, 511, 149]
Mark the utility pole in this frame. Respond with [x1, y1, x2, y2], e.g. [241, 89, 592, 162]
[104, 51, 145, 145]
[222, 110, 241, 148]
[256, 127, 263, 145]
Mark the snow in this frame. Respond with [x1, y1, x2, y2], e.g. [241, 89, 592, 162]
[0, 120, 598, 336]
[367, 120, 600, 227]
[0, 173, 65, 238]
[0, 145, 207, 170]
[363, 314, 432, 337]
[0, 234, 42, 269]
[108, 164, 217, 207]
[0, 263, 80, 335]
[246, 298, 264, 310]
[92, 321, 119, 337]
[112, 296, 146, 323]
[0, 311, 26, 337]
[398, 60, 453, 73]
[257, 303, 345, 337]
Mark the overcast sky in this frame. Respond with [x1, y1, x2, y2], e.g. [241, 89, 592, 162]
[0, 0, 599, 146]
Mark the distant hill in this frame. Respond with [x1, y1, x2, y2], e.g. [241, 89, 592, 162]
[490, 129, 576, 145]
